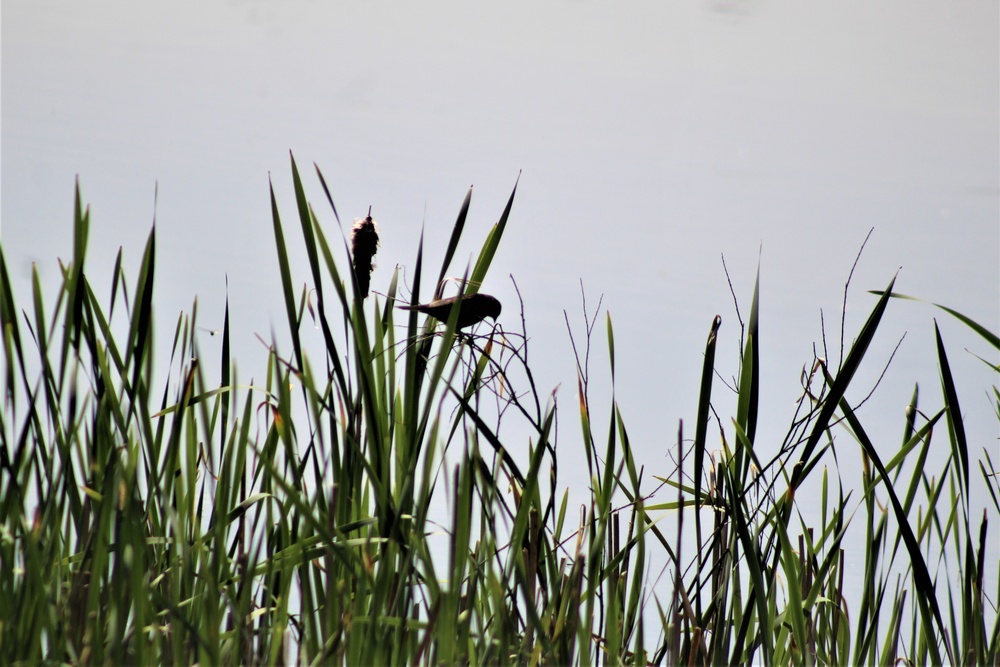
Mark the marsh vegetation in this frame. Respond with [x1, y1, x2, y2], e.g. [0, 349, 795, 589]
[2, 158, 997, 665]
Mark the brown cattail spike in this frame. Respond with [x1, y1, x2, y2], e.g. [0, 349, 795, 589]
[350, 210, 380, 299]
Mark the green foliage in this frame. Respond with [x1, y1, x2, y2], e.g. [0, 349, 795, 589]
[1, 158, 997, 665]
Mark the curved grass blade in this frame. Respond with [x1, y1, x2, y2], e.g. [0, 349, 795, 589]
[436, 188, 472, 296]
[469, 173, 519, 290]
[693, 315, 721, 623]
[873, 290, 1000, 351]
[934, 322, 970, 499]
[125, 225, 156, 424]
[736, 265, 760, 444]
[220, 277, 231, 453]
[833, 376, 953, 664]
[269, 177, 303, 372]
[788, 274, 896, 493]
[0, 246, 27, 404]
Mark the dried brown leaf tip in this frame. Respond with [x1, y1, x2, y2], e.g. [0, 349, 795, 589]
[351, 206, 380, 299]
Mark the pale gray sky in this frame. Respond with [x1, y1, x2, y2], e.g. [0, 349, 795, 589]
[3, 0, 998, 601]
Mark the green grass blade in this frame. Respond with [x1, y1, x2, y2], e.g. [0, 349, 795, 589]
[873, 290, 1000, 351]
[934, 321, 971, 500]
[789, 274, 896, 493]
[436, 188, 473, 294]
[269, 177, 303, 371]
[469, 174, 518, 290]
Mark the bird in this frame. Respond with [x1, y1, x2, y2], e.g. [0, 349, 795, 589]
[400, 293, 501, 329]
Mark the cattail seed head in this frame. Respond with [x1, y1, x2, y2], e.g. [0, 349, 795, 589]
[350, 208, 380, 298]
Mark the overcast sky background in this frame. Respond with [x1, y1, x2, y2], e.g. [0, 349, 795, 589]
[3, 0, 998, 613]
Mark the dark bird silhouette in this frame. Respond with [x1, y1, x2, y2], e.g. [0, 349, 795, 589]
[400, 293, 501, 329]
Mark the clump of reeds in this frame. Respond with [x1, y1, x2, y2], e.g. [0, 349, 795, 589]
[0, 155, 996, 665]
